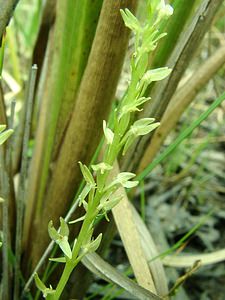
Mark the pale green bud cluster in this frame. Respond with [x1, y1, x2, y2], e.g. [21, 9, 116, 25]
[157, 0, 174, 19]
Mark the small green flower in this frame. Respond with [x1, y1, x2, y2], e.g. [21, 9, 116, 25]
[121, 118, 160, 155]
[142, 67, 172, 84]
[120, 97, 151, 118]
[157, 0, 174, 18]
[130, 118, 158, 135]
[98, 195, 122, 214]
[34, 273, 55, 298]
[105, 172, 138, 191]
[79, 162, 96, 187]
[48, 218, 72, 259]
[82, 233, 102, 254]
[103, 120, 114, 144]
[91, 162, 113, 174]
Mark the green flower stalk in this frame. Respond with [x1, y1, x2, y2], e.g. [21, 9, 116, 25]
[35, 1, 174, 299]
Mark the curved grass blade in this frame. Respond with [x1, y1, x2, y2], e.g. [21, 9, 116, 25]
[137, 92, 225, 181]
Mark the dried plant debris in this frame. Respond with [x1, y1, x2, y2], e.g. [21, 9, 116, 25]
[137, 100, 225, 299]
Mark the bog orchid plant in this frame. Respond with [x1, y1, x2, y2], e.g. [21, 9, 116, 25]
[35, 1, 173, 298]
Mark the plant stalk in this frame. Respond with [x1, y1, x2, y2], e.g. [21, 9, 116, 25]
[14, 65, 37, 299]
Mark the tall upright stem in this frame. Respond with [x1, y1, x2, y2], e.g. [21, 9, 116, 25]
[14, 65, 37, 299]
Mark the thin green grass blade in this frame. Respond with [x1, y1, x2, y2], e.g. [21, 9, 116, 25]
[149, 209, 214, 262]
[140, 180, 146, 222]
[0, 32, 6, 77]
[137, 92, 225, 181]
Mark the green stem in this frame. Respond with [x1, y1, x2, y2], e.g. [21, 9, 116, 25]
[52, 127, 121, 298]
[52, 203, 99, 298]
[48, 263, 74, 300]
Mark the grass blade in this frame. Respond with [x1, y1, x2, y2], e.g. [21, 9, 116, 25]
[137, 92, 225, 181]
[82, 252, 162, 300]
[112, 162, 157, 294]
[14, 65, 37, 299]
[138, 44, 225, 172]
[1, 101, 15, 300]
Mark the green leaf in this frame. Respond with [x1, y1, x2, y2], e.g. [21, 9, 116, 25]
[79, 162, 96, 186]
[103, 120, 114, 144]
[142, 67, 172, 84]
[0, 129, 13, 145]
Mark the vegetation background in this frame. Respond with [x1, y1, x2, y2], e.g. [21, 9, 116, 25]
[0, 0, 225, 299]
